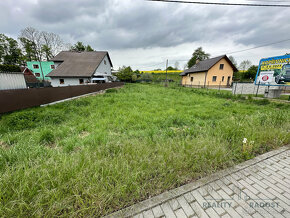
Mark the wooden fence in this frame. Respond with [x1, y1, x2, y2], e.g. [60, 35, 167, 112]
[0, 82, 124, 114]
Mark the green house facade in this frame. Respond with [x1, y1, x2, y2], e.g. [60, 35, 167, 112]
[26, 61, 55, 80]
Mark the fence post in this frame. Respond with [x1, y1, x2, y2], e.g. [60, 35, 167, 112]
[234, 82, 237, 95]
[256, 81, 260, 97]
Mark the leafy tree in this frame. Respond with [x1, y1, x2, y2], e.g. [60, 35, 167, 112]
[243, 65, 258, 80]
[131, 74, 138, 82]
[0, 64, 21, 72]
[187, 47, 210, 68]
[133, 69, 140, 75]
[166, 66, 177, 71]
[71, 41, 86, 52]
[86, 45, 94, 51]
[228, 56, 238, 68]
[239, 60, 252, 71]
[19, 37, 37, 61]
[71, 42, 95, 52]
[41, 44, 53, 61]
[0, 34, 23, 65]
[116, 66, 134, 82]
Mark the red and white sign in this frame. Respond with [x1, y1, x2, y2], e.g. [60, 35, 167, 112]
[259, 71, 274, 84]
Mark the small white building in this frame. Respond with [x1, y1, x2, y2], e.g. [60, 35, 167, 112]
[0, 72, 27, 90]
[47, 51, 114, 87]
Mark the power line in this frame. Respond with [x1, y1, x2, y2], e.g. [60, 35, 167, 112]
[160, 38, 290, 65]
[146, 0, 290, 7]
[221, 38, 290, 55]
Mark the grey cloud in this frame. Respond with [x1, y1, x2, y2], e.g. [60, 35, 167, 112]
[1, 0, 290, 53]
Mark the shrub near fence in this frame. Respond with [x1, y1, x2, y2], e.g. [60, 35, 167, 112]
[0, 82, 124, 114]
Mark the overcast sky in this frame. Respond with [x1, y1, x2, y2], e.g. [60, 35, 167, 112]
[1, 0, 290, 70]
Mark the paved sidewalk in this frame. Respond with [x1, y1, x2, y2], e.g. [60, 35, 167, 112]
[105, 145, 290, 218]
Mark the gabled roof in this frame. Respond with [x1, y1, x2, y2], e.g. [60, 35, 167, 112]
[24, 74, 39, 83]
[47, 51, 113, 78]
[20, 67, 34, 76]
[180, 55, 238, 76]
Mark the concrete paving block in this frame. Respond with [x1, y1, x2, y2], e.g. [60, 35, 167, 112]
[143, 209, 155, 218]
[176, 196, 195, 217]
[160, 202, 176, 218]
[174, 208, 187, 218]
[152, 205, 164, 218]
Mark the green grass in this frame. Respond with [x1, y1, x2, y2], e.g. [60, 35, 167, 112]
[279, 94, 290, 101]
[0, 84, 289, 217]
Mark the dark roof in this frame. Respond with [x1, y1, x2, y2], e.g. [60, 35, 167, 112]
[24, 74, 39, 83]
[47, 51, 113, 78]
[180, 55, 238, 76]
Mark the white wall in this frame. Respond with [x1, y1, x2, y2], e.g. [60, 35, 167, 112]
[51, 77, 90, 87]
[0, 72, 27, 90]
[232, 83, 267, 95]
[94, 55, 112, 76]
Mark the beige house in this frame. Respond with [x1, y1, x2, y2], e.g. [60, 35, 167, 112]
[180, 55, 238, 88]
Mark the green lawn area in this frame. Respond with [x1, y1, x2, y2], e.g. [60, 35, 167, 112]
[0, 84, 289, 217]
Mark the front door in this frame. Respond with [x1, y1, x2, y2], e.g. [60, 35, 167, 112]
[227, 76, 231, 87]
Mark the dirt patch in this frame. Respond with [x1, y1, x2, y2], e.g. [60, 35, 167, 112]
[79, 131, 90, 138]
[0, 141, 9, 149]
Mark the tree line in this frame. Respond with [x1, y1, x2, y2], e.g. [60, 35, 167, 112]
[0, 27, 95, 68]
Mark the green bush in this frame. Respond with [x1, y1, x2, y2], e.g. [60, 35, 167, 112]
[0, 64, 21, 72]
[0, 109, 66, 133]
[1, 111, 38, 131]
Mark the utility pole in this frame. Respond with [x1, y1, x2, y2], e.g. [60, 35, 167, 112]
[39, 60, 45, 82]
[165, 59, 168, 87]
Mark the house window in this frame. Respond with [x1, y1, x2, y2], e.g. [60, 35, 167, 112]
[35, 73, 41, 77]
[59, 79, 64, 84]
[219, 64, 224, 70]
[104, 60, 106, 65]
[33, 64, 39, 69]
[191, 77, 194, 82]
[222, 76, 225, 82]
[212, 76, 217, 82]
[79, 79, 84, 84]
[51, 65, 55, 69]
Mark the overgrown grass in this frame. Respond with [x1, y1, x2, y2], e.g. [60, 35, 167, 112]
[0, 84, 289, 217]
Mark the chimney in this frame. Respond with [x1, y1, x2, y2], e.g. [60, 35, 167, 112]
[196, 59, 200, 64]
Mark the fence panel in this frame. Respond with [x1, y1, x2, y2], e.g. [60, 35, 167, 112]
[0, 82, 124, 114]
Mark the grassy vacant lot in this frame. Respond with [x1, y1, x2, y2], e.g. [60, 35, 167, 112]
[0, 84, 289, 217]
